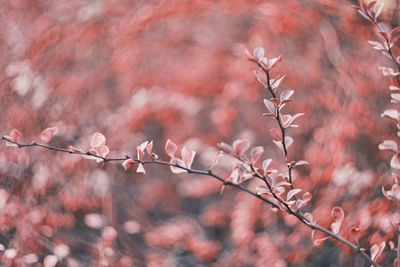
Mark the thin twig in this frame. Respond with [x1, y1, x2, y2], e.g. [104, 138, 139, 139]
[1, 136, 380, 267]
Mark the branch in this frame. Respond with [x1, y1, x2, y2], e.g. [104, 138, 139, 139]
[1, 136, 380, 267]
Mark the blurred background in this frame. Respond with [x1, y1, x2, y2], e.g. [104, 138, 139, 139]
[1, 0, 400, 266]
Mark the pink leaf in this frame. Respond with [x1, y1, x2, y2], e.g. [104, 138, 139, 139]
[165, 139, 178, 158]
[253, 70, 269, 87]
[232, 139, 250, 156]
[313, 237, 329, 246]
[170, 158, 186, 174]
[269, 128, 282, 141]
[90, 132, 106, 148]
[391, 155, 400, 169]
[331, 207, 345, 234]
[270, 74, 285, 91]
[146, 141, 153, 155]
[209, 151, 223, 169]
[368, 40, 386, 51]
[370, 242, 386, 262]
[138, 141, 148, 152]
[294, 160, 309, 167]
[181, 146, 196, 168]
[381, 109, 399, 121]
[3, 129, 22, 146]
[372, 2, 384, 20]
[358, 10, 373, 22]
[229, 167, 240, 184]
[287, 189, 302, 202]
[253, 47, 264, 61]
[349, 227, 360, 243]
[378, 67, 400, 77]
[280, 90, 294, 102]
[250, 146, 264, 164]
[137, 146, 145, 161]
[302, 192, 312, 202]
[378, 140, 398, 153]
[122, 159, 136, 171]
[285, 136, 293, 149]
[218, 142, 233, 154]
[40, 127, 59, 143]
[268, 56, 281, 70]
[263, 99, 276, 115]
[136, 163, 146, 174]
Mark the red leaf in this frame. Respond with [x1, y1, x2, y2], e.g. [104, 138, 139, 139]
[165, 139, 178, 158]
[41, 127, 59, 143]
[69, 145, 82, 153]
[181, 146, 196, 168]
[122, 159, 136, 170]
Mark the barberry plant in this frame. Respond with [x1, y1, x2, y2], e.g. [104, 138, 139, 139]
[1, 0, 400, 266]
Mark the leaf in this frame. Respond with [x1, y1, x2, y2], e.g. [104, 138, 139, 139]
[253, 47, 264, 61]
[146, 141, 153, 155]
[181, 146, 196, 168]
[122, 159, 136, 170]
[381, 109, 399, 121]
[313, 237, 329, 246]
[138, 141, 148, 152]
[268, 56, 281, 70]
[253, 70, 269, 87]
[90, 132, 106, 148]
[372, 2, 384, 20]
[250, 146, 264, 164]
[391, 93, 400, 103]
[294, 160, 309, 167]
[378, 140, 398, 153]
[358, 10, 373, 22]
[69, 145, 82, 153]
[368, 40, 385, 50]
[136, 163, 146, 174]
[330, 207, 345, 234]
[233, 139, 250, 156]
[378, 66, 400, 77]
[218, 142, 233, 154]
[349, 227, 360, 243]
[209, 151, 223, 169]
[269, 128, 282, 141]
[285, 136, 293, 149]
[229, 167, 240, 184]
[165, 139, 178, 158]
[270, 74, 286, 91]
[287, 189, 302, 202]
[169, 157, 186, 174]
[264, 99, 276, 115]
[370, 242, 386, 262]
[3, 129, 22, 146]
[280, 90, 294, 101]
[391, 155, 400, 169]
[263, 159, 272, 173]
